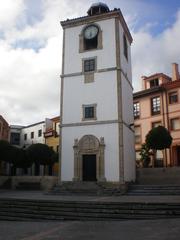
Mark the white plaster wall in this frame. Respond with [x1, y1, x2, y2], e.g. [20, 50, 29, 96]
[20, 123, 45, 147]
[119, 22, 132, 83]
[61, 123, 119, 182]
[62, 71, 118, 124]
[121, 74, 134, 125]
[123, 125, 136, 182]
[64, 18, 116, 74]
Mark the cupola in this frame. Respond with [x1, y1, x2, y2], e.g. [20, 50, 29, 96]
[87, 2, 110, 16]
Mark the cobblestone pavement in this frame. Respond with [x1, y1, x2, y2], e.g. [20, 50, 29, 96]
[0, 219, 180, 240]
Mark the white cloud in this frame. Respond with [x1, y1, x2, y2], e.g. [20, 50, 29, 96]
[0, 0, 25, 30]
[0, 0, 180, 126]
[132, 10, 180, 91]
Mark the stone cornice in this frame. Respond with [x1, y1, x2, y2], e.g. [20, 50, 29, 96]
[60, 10, 133, 44]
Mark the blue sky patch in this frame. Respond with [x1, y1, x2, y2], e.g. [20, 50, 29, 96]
[12, 39, 46, 52]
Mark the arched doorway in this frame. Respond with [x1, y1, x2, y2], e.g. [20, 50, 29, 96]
[73, 135, 106, 182]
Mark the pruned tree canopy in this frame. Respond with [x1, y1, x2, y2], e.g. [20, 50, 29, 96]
[146, 126, 172, 150]
[27, 143, 55, 166]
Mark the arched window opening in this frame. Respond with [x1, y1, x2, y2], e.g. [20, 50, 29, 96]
[83, 25, 99, 50]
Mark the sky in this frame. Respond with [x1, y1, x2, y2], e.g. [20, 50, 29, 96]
[0, 0, 180, 126]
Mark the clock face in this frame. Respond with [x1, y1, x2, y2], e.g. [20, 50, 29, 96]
[84, 25, 98, 39]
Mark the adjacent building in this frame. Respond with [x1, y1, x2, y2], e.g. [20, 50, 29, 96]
[44, 116, 60, 176]
[20, 121, 45, 148]
[134, 63, 180, 167]
[10, 125, 24, 147]
[0, 115, 10, 175]
[60, 3, 135, 183]
[0, 115, 9, 141]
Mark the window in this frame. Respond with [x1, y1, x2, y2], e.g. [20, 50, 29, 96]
[123, 34, 128, 60]
[10, 132, 20, 145]
[152, 121, 162, 128]
[24, 133, 27, 140]
[134, 126, 141, 144]
[38, 129, 42, 137]
[133, 102, 140, 118]
[169, 92, 178, 104]
[150, 79, 159, 88]
[31, 132, 34, 139]
[151, 96, 160, 115]
[171, 118, 180, 130]
[84, 59, 95, 72]
[82, 104, 97, 120]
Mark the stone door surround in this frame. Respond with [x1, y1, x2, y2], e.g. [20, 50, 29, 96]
[73, 135, 106, 182]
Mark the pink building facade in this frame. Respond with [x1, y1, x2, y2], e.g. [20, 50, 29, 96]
[0, 115, 9, 141]
[134, 63, 180, 167]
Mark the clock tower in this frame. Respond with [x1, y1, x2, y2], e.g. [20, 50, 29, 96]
[60, 3, 135, 184]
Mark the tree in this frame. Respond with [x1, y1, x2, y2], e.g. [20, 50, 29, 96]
[27, 143, 55, 166]
[146, 126, 172, 150]
[0, 140, 16, 163]
[12, 148, 33, 169]
[145, 126, 172, 166]
[0, 140, 11, 162]
[139, 143, 151, 167]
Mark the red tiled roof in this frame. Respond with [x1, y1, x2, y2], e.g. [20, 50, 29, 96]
[142, 73, 171, 81]
[161, 79, 180, 89]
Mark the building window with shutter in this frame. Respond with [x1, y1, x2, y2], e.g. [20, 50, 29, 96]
[134, 125, 141, 144]
[151, 96, 160, 115]
[133, 102, 140, 119]
[31, 132, 34, 139]
[83, 58, 96, 73]
[24, 134, 27, 140]
[38, 129, 42, 137]
[169, 92, 178, 104]
[150, 79, 159, 88]
[82, 104, 97, 121]
[171, 118, 180, 130]
[152, 121, 162, 128]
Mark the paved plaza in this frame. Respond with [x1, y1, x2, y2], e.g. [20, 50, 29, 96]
[0, 190, 180, 239]
[0, 219, 180, 240]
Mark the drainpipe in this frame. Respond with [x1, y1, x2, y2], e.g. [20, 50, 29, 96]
[161, 89, 167, 167]
[164, 87, 172, 166]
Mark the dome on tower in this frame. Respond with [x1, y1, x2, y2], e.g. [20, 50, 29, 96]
[87, 2, 110, 16]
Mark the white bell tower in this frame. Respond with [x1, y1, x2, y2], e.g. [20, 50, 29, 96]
[59, 3, 135, 184]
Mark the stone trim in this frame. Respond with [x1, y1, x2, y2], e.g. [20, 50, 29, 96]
[60, 67, 133, 89]
[115, 18, 124, 184]
[79, 23, 103, 53]
[82, 56, 97, 74]
[73, 135, 106, 182]
[84, 73, 94, 83]
[59, 29, 66, 182]
[120, 68, 133, 90]
[62, 119, 118, 128]
[82, 104, 97, 121]
[82, 56, 97, 83]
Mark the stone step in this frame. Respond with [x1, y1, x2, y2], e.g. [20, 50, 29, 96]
[127, 185, 180, 196]
[51, 181, 122, 196]
[0, 198, 180, 221]
[129, 185, 180, 190]
[16, 182, 41, 190]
